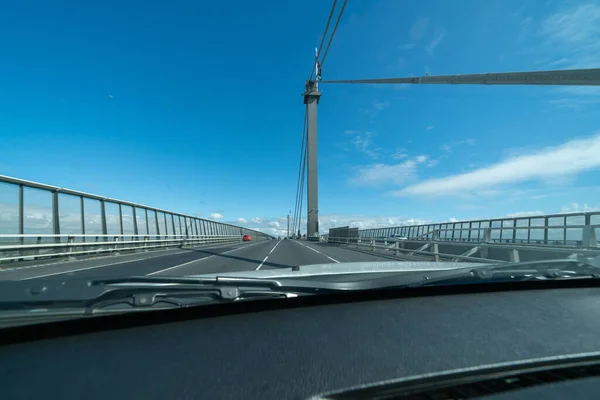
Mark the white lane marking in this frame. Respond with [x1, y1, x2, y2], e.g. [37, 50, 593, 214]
[146, 256, 212, 275]
[268, 240, 281, 255]
[148, 241, 266, 275]
[256, 256, 269, 271]
[294, 240, 340, 263]
[4, 248, 193, 273]
[18, 250, 195, 281]
[18, 242, 259, 280]
[256, 240, 281, 270]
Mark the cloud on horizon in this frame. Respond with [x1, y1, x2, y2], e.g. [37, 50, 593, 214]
[395, 133, 600, 197]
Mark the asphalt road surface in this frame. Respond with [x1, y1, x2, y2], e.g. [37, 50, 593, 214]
[0, 239, 415, 281]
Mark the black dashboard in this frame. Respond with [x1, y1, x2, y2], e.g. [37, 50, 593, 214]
[1, 281, 600, 399]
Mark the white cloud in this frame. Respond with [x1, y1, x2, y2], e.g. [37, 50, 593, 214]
[268, 221, 280, 228]
[373, 101, 390, 111]
[440, 139, 475, 153]
[351, 132, 381, 159]
[425, 126, 434, 131]
[534, 4, 600, 106]
[426, 159, 439, 168]
[251, 217, 262, 224]
[391, 149, 408, 160]
[209, 213, 223, 220]
[237, 217, 247, 224]
[539, 3, 600, 68]
[426, 32, 445, 55]
[351, 160, 418, 187]
[395, 133, 600, 197]
[560, 203, 600, 213]
[415, 155, 428, 164]
[409, 18, 429, 42]
[351, 154, 432, 187]
[505, 211, 545, 218]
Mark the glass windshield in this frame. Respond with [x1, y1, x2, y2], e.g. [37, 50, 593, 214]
[1, 0, 599, 327]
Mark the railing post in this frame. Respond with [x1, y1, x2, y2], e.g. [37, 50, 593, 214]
[432, 229, 440, 262]
[171, 214, 176, 239]
[509, 249, 520, 262]
[154, 210, 160, 239]
[80, 196, 86, 243]
[118, 204, 124, 236]
[52, 190, 60, 243]
[18, 184, 24, 246]
[144, 208, 150, 236]
[132, 207, 139, 237]
[582, 214, 597, 248]
[100, 199, 108, 236]
[481, 227, 491, 259]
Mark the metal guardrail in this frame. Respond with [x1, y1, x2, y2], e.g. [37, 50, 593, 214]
[0, 174, 271, 241]
[0, 234, 268, 264]
[326, 234, 600, 264]
[357, 211, 600, 247]
[328, 214, 600, 263]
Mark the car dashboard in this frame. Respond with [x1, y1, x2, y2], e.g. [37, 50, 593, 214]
[1, 282, 600, 399]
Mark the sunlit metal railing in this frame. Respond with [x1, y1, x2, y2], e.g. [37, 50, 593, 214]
[0, 234, 266, 263]
[357, 212, 600, 247]
[328, 212, 600, 263]
[0, 174, 269, 241]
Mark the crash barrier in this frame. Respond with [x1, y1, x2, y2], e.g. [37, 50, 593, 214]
[328, 213, 600, 263]
[0, 174, 272, 265]
[0, 234, 270, 264]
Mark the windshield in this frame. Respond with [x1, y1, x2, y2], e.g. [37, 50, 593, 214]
[1, 0, 599, 327]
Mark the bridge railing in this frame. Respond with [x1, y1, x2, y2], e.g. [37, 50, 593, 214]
[0, 174, 271, 264]
[0, 234, 262, 263]
[357, 212, 600, 246]
[328, 213, 600, 263]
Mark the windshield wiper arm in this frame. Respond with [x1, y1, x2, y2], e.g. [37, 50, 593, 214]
[0, 275, 335, 314]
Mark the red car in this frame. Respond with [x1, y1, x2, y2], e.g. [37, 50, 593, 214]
[242, 234, 252, 241]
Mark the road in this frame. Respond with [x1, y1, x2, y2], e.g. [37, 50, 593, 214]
[0, 239, 412, 281]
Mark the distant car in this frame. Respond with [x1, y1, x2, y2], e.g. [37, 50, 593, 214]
[242, 235, 251, 241]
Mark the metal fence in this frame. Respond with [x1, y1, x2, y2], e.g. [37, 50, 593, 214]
[327, 212, 600, 263]
[358, 212, 600, 247]
[0, 175, 271, 263]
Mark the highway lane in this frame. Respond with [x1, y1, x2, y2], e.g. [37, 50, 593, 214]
[155, 238, 338, 276]
[0, 241, 267, 281]
[0, 239, 421, 281]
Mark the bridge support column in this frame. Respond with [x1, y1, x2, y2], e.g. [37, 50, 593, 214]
[304, 81, 322, 241]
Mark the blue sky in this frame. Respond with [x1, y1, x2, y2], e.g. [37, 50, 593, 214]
[1, 0, 600, 236]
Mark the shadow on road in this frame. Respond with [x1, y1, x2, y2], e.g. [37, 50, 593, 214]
[188, 247, 294, 269]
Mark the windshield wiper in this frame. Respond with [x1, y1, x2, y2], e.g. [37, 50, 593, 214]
[405, 256, 600, 288]
[0, 276, 333, 314]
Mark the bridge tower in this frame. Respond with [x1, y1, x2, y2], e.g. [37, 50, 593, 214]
[303, 80, 321, 241]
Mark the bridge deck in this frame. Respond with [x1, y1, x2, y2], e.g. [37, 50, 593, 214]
[0, 239, 408, 281]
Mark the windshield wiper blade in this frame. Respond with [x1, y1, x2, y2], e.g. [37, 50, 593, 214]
[0, 275, 328, 314]
[92, 275, 284, 288]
